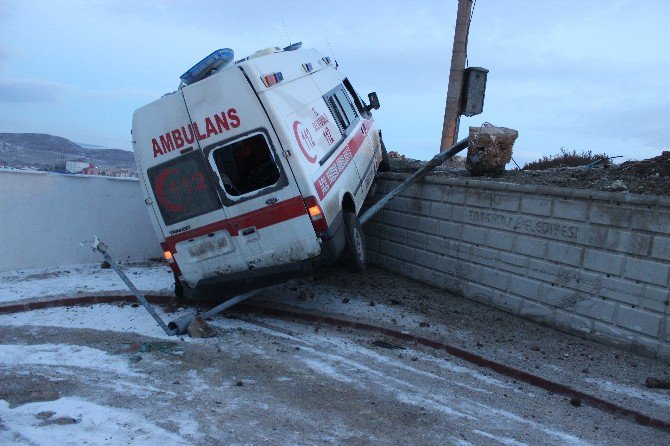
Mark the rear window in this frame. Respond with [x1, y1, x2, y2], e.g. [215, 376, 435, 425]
[147, 150, 221, 226]
[211, 132, 281, 197]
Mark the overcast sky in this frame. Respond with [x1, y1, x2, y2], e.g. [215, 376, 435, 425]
[1, 0, 668, 164]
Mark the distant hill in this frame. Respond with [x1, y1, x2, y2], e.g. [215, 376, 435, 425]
[0, 133, 136, 171]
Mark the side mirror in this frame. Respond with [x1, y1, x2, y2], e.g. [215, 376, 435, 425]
[366, 92, 380, 112]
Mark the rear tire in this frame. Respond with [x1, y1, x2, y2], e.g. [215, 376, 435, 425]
[343, 211, 367, 272]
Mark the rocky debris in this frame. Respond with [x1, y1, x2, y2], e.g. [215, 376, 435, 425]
[465, 125, 519, 176]
[387, 149, 669, 195]
[39, 416, 79, 426]
[645, 377, 670, 389]
[187, 315, 217, 338]
[235, 380, 244, 387]
[419, 322, 430, 328]
[129, 354, 142, 363]
[605, 179, 628, 192]
[100, 261, 111, 269]
[570, 397, 582, 407]
[36, 411, 56, 420]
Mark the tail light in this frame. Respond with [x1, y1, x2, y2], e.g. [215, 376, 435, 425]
[160, 243, 181, 275]
[303, 196, 328, 234]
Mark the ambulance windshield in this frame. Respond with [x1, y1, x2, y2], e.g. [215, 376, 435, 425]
[211, 132, 280, 197]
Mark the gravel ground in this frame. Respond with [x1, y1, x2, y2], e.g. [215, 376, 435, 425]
[388, 150, 670, 195]
[0, 264, 669, 445]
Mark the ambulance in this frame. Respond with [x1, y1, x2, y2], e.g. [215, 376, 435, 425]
[132, 43, 388, 299]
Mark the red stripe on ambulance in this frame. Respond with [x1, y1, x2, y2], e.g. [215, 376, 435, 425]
[314, 119, 372, 200]
[164, 195, 307, 253]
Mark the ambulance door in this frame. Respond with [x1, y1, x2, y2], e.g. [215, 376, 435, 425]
[181, 68, 321, 270]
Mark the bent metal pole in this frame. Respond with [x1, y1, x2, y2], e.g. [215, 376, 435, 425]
[359, 137, 469, 225]
[90, 236, 177, 336]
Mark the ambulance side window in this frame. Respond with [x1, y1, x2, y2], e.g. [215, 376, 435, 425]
[210, 132, 281, 197]
[324, 85, 359, 135]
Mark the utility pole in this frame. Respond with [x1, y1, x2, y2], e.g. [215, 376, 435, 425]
[440, 0, 473, 152]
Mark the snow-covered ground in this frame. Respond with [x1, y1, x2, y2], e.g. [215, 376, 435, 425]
[0, 263, 668, 445]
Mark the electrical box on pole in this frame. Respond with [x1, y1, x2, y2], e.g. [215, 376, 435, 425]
[460, 67, 488, 117]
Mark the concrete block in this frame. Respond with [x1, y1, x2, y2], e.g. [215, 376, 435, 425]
[443, 188, 466, 204]
[651, 236, 670, 261]
[382, 226, 407, 244]
[540, 285, 580, 307]
[555, 310, 591, 334]
[451, 207, 467, 223]
[546, 242, 583, 266]
[466, 282, 494, 304]
[526, 259, 560, 282]
[414, 250, 439, 269]
[617, 306, 662, 337]
[574, 271, 602, 296]
[422, 185, 444, 201]
[574, 298, 617, 324]
[478, 267, 509, 290]
[583, 250, 624, 275]
[624, 258, 670, 287]
[434, 257, 458, 275]
[498, 252, 529, 267]
[403, 183, 423, 199]
[392, 197, 411, 213]
[600, 288, 640, 306]
[466, 190, 493, 208]
[576, 226, 608, 249]
[491, 292, 524, 312]
[520, 300, 554, 323]
[472, 246, 498, 268]
[422, 269, 449, 289]
[520, 196, 552, 216]
[515, 237, 546, 259]
[631, 209, 670, 234]
[425, 235, 447, 254]
[417, 216, 440, 235]
[365, 235, 380, 252]
[606, 230, 651, 257]
[642, 285, 669, 304]
[398, 213, 419, 231]
[660, 343, 670, 362]
[381, 209, 400, 226]
[430, 203, 453, 220]
[395, 245, 415, 262]
[402, 263, 425, 282]
[508, 276, 542, 300]
[378, 240, 396, 257]
[552, 199, 588, 221]
[486, 230, 515, 251]
[592, 321, 635, 347]
[409, 199, 431, 216]
[406, 231, 427, 249]
[386, 257, 403, 274]
[491, 193, 520, 212]
[590, 203, 632, 228]
[462, 225, 487, 245]
[634, 337, 660, 357]
[439, 221, 463, 240]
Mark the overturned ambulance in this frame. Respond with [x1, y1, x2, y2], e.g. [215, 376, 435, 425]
[132, 43, 388, 298]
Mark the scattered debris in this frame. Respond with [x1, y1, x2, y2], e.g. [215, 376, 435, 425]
[465, 124, 518, 176]
[372, 340, 405, 350]
[129, 354, 142, 363]
[476, 340, 484, 348]
[369, 301, 376, 307]
[235, 380, 244, 387]
[342, 297, 350, 304]
[645, 377, 670, 389]
[36, 411, 55, 420]
[419, 322, 430, 328]
[187, 315, 217, 338]
[570, 397, 582, 407]
[100, 260, 111, 269]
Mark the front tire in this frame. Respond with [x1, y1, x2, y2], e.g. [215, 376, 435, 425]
[343, 211, 367, 272]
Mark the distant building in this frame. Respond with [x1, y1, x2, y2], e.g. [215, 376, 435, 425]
[80, 164, 99, 175]
[66, 159, 89, 173]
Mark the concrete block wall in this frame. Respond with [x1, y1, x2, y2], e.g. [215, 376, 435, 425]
[365, 172, 670, 361]
[0, 170, 161, 271]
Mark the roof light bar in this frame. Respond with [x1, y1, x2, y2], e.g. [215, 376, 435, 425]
[302, 63, 313, 73]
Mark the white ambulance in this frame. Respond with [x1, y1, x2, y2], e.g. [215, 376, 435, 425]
[132, 43, 388, 299]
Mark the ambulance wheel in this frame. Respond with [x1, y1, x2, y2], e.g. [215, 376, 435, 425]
[343, 211, 367, 272]
[379, 137, 390, 172]
[174, 274, 185, 300]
